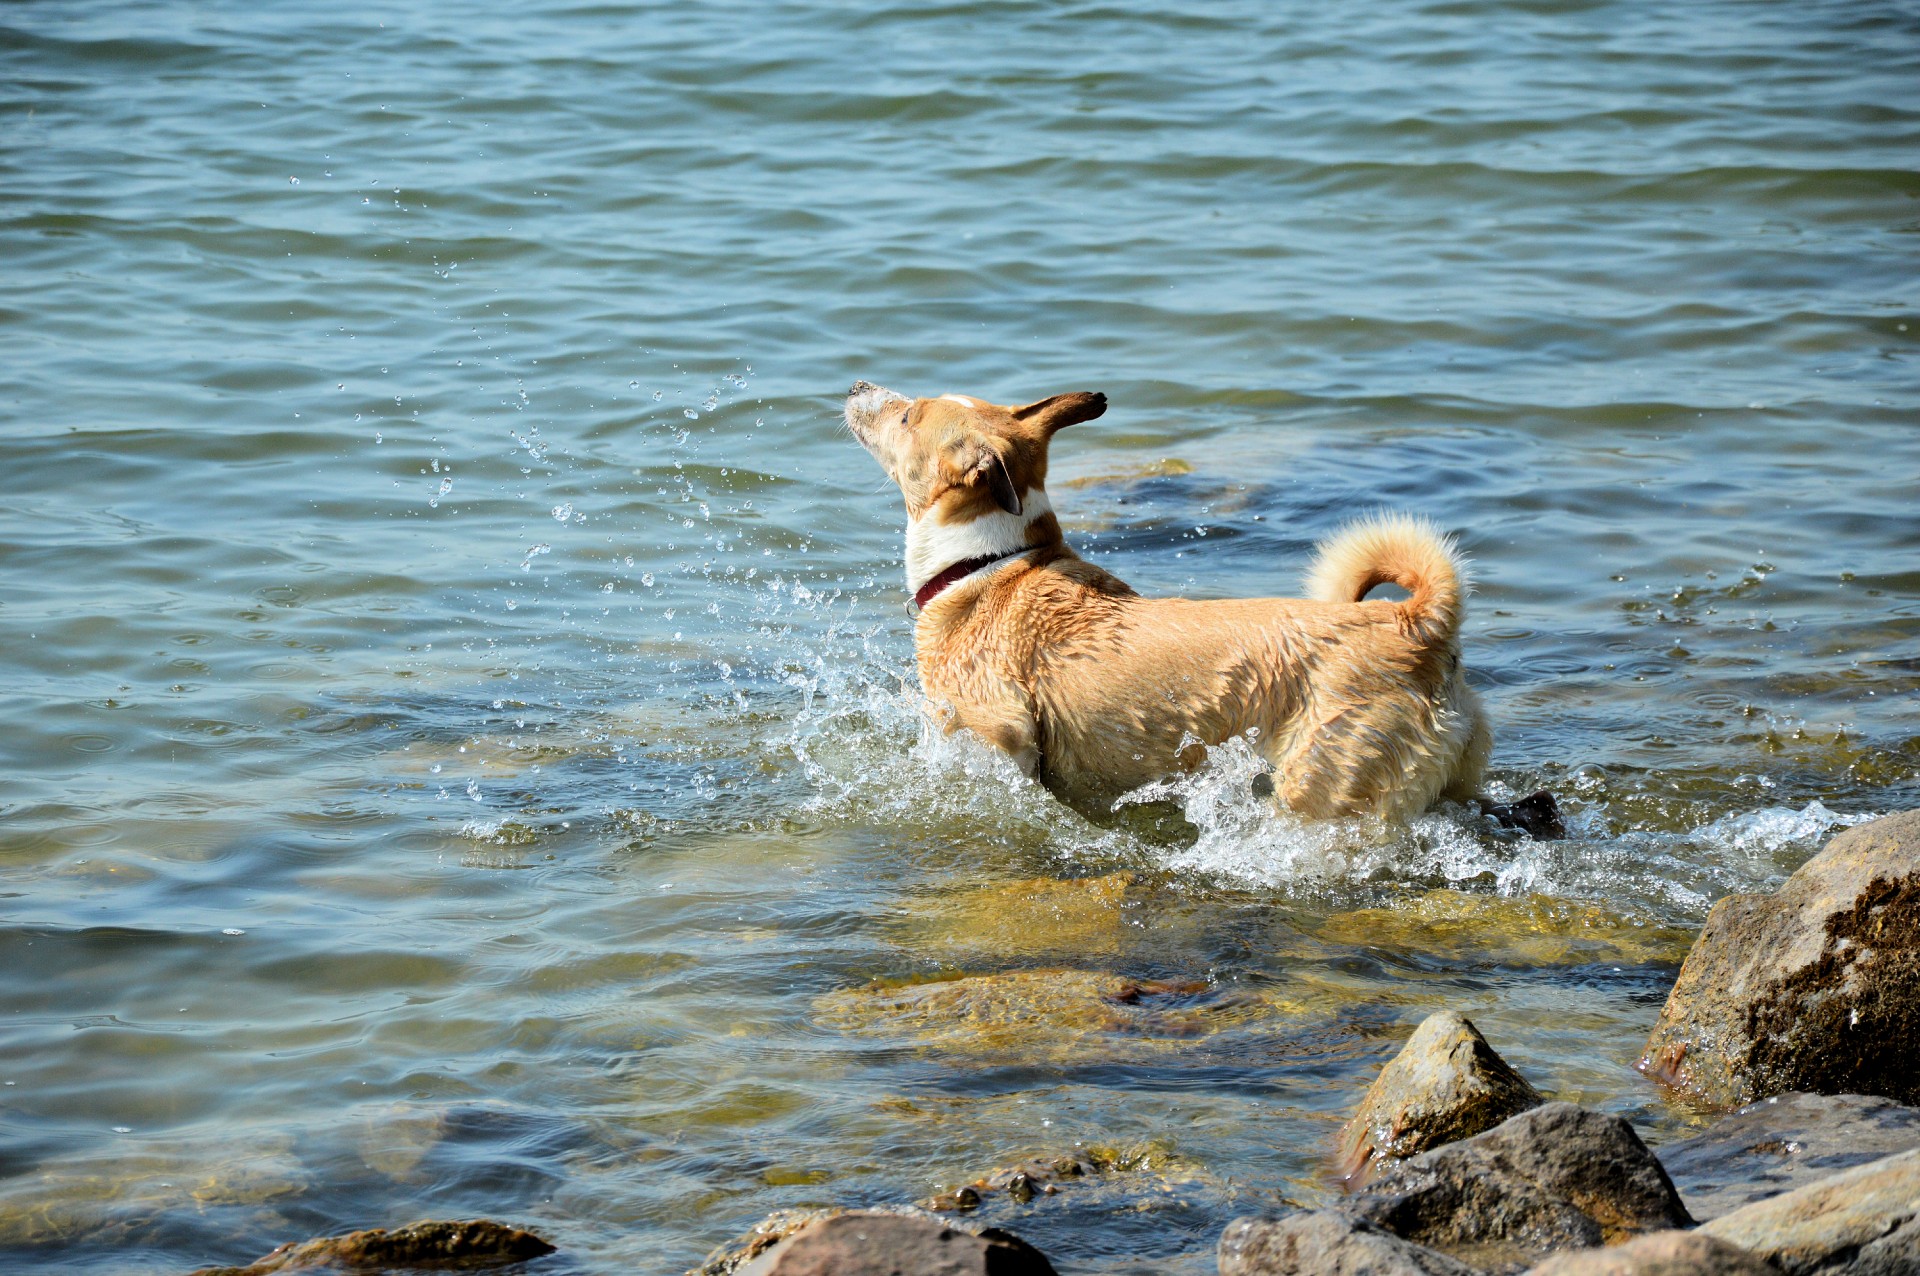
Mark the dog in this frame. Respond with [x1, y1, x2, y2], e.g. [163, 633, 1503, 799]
[843, 381, 1502, 827]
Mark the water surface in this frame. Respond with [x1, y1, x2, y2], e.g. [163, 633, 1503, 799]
[2, 1, 1918, 1271]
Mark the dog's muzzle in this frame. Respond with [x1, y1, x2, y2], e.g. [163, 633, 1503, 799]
[844, 380, 908, 441]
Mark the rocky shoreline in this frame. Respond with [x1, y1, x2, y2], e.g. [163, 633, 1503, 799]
[187, 811, 1920, 1274]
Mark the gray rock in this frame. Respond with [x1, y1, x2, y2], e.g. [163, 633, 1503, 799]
[1639, 809, 1920, 1110]
[734, 1210, 1057, 1276]
[1338, 1011, 1544, 1183]
[1521, 1230, 1779, 1274]
[1350, 1102, 1693, 1274]
[1218, 1210, 1481, 1275]
[1698, 1147, 1920, 1275]
[694, 1209, 841, 1276]
[1657, 1092, 1920, 1221]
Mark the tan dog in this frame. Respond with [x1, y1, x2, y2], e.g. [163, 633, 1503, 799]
[843, 381, 1493, 824]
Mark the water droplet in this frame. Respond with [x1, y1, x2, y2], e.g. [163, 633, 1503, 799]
[683, 408, 699, 419]
[552, 503, 572, 522]
[288, 176, 300, 185]
[222, 928, 245, 936]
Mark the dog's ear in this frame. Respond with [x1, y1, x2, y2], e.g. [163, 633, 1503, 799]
[956, 438, 1022, 516]
[979, 448, 1022, 516]
[1012, 391, 1106, 434]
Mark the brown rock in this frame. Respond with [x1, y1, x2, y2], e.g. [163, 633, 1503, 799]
[1698, 1147, 1920, 1275]
[734, 1211, 1057, 1276]
[1338, 1011, 1544, 1182]
[1218, 1210, 1481, 1275]
[1351, 1102, 1693, 1274]
[1521, 1230, 1779, 1275]
[1656, 1092, 1920, 1221]
[1639, 809, 1920, 1109]
[189, 1219, 554, 1274]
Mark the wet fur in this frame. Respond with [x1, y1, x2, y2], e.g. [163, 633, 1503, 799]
[844, 383, 1491, 822]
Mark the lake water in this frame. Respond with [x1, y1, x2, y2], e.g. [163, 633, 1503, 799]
[3, 1, 1917, 1271]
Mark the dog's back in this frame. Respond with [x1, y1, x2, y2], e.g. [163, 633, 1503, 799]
[942, 517, 1488, 821]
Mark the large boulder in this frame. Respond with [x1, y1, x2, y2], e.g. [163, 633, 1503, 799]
[188, 1219, 554, 1274]
[733, 1211, 1057, 1276]
[1338, 1011, 1544, 1183]
[1218, 1210, 1480, 1275]
[1349, 1102, 1693, 1274]
[1639, 810, 1920, 1109]
[1521, 1230, 1779, 1275]
[1697, 1147, 1920, 1275]
[1656, 1092, 1920, 1221]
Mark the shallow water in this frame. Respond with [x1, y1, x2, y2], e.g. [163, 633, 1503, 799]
[2, 0, 1918, 1271]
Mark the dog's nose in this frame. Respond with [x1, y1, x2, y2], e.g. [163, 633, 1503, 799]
[848, 380, 877, 397]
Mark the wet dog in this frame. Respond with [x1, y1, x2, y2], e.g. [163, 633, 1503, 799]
[844, 382, 1511, 827]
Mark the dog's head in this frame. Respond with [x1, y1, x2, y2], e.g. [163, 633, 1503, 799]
[844, 382, 1107, 595]
[843, 382, 1106, 520]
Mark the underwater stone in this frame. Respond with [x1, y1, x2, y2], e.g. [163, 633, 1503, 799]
[1639, 809, 1920, 1109]
[814, 967, 1303, 1063]
[1338, 1010, 1544, 1183]
[1350, 1102, 1693, 1274]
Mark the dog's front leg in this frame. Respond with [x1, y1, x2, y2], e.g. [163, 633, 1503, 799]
[929, 684, 1042, 780]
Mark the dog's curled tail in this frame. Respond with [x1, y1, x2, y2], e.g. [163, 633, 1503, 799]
[1303, 514, 1469, 643]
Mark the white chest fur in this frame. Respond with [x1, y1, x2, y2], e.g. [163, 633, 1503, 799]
[905, 489, 1053, 595]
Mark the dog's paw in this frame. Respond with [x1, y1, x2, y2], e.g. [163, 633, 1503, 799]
[1479, 790, 1566, 840]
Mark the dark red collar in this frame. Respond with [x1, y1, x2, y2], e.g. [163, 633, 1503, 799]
[912, 547, 1028, 611]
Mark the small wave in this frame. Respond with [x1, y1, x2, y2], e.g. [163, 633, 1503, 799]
[775, 646, 1875, 922]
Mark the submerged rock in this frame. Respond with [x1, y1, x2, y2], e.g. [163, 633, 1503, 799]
[1313, 891, 1694, 969]
[916, 1142, 1218, 1217]
[1337, 1010, 1544, 1183]
[1656, 1091, 1920, 1221]
[1218, 1210, 1480, 1275]
[892, 873, 1147, 961]
[1521, 1230, 1778, 1275]
[814, 968, 1304, 1062]
[1639, 809, 1920, 1109]
[189, 1219, 554, 1274]
[1697, 1147, 1920, 1275]
[920, 1152, 1095, 1211]
[1350, 1102, 1693, 1274]
[726, 1210, 1057, 1276]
